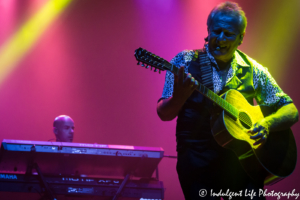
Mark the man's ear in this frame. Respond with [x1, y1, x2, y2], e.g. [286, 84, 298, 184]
[53, 127, 58, 135]
[239, 33, 245, 45]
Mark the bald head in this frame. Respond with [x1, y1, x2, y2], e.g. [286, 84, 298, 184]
[53, 115, 74, 142]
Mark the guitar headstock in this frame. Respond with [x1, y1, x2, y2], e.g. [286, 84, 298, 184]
[134, 48, 171, 74]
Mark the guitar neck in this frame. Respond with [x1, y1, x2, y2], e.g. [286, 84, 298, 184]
[168, 62, 239, 120]
[134, 47, 239, 119]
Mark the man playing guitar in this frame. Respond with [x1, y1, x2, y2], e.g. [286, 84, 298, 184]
[156, 2, 298, 200]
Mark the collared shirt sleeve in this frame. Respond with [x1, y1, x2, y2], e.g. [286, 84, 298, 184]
[159, 50, 193, 101]
[253, 61, 293, 110]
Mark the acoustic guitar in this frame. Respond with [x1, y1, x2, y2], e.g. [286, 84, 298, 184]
[134, 47, 297, 185]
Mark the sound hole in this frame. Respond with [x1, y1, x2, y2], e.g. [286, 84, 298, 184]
[239, 112, 252, 129]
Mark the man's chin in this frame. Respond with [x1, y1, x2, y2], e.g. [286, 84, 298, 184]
[211, 52, 231, 63]
[62, 138, 73, 142]
[212, 53, 225, 60]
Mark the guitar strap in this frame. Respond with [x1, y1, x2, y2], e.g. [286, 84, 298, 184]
[193, 49, 214, 91]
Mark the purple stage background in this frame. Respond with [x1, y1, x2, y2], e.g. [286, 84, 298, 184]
[0, 0, 299, 199]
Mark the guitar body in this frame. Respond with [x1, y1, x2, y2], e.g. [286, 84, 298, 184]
[211, 89, 297, 185]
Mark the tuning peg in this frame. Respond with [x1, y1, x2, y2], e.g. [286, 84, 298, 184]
[159, 70, 161, 74]
[137, 61, 140, 65]
[150, 66, 153, 70]
[141, 63, 145, 67]
[154, 68, 158, 72]
[145, 66, 149, 69]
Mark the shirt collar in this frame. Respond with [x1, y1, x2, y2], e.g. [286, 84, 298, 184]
[234, 50, 250, 67]
[204, 44, 250, 69]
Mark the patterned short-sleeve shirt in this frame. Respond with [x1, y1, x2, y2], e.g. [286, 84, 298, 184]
[161, 45, 292, 110]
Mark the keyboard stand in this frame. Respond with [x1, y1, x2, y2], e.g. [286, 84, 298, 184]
[26, 145, 57, 200]
[112, 173, 130, 200]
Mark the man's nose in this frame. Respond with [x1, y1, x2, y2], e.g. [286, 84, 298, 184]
[217, 32, 226, 43]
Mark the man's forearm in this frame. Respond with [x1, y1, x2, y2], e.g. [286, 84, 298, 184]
[157, 67, 199, 121]
[157, 97, 186, 121]
[264, 103, 299, 132]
